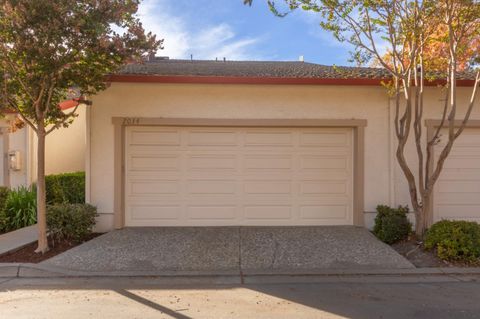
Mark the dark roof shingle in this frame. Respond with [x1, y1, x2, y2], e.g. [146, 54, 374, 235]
[119, 59, 391, 79]
[117, 58, 477, 81]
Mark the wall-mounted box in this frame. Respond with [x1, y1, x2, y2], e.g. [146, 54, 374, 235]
[8, 150, 21, 171]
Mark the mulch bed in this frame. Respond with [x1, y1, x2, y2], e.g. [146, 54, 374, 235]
[0, 233, 103, 264]
[391, 237, 480, 268]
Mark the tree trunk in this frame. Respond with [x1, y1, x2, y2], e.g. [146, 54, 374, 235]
[414, 195, 431, 238]
[414, 208, 424, 238]
[35, 130, 49, 254]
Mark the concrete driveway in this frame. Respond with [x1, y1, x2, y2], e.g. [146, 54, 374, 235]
[42, 226, 413, 274]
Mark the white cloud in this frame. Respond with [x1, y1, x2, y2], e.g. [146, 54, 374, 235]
[137, 0, 264, 60]
[137, 0, 189, 58]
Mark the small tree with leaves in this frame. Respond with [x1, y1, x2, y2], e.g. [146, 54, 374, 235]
[246, 0, 480, 236]
[0, 0, 161, 253]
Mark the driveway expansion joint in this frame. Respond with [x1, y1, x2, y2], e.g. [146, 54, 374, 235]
[238, 227, 244, 284]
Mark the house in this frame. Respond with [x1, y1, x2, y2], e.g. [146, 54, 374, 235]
[85, 58, 480, 232]
[0, 106, 86, 188]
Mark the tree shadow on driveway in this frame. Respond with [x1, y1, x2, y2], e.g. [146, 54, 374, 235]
[1, 277, 480, 319]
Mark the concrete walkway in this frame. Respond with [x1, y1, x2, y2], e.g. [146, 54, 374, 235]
[0, 225, 37, 255]
[41, 226, 414, 274]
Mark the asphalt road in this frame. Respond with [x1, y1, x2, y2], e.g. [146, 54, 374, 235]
[1, 276, 480, 319]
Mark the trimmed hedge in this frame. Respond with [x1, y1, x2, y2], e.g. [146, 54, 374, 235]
[47, 203, 97, 244]
[373, 205, 412, 244]
[425, 220, 480, 262]
[45, 172, 85, 205]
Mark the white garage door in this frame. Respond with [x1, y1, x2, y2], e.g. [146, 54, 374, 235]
[434, 128, 480, 222]
[124, 126, 354, 226]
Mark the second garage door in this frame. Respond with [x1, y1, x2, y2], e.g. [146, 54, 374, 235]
[434, 128, 480, 223]
[125, 126, 354, 226]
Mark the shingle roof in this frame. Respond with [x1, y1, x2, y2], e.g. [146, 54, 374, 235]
[117, 58, 477, 82]
[119, 58, 391, 79]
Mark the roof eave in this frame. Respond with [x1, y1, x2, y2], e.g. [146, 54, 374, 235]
[107, 74, 476, 87]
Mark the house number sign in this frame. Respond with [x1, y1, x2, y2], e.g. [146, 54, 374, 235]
[122, 118, 141, 125]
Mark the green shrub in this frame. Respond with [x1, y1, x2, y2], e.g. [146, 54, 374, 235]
[425, 220, 480, 262]
[373, 205, 412, 244]
[0, 186, 10, 232]
[45, 171, 85, 205]
[47, 203, 97, 243]
[0, 186, 10, 209]
[2, 186, 37, 232]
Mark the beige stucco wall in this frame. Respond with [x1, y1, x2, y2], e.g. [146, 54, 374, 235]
[44, 106, 86, 175]
[87, 82, 480, 231]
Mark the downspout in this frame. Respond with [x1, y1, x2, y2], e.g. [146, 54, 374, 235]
[1, 126, 10, 187]
[85, 102, 92, 203]
[26, 125, 36, 186]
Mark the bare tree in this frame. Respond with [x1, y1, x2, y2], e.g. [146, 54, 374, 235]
[246, 0, 480, 235]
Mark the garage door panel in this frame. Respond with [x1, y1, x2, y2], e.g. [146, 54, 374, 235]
[244, 131, 294, 146]
[125, 126, 354, 226]
[440, 157, 480, 169]
[437, 149, 480, 157]
[187, 180, 237, 194]
[186, 197, 241, 206]
[129, 155, 180, 171]
[434, 193, 480, 205]
[129, 129, 181, 146]
[299, 131, 351, 147]
[300, 181, 349, 195]
[188, 131, 238, 146]
[244, 181, 292, 194]
[437, 169, 480, 181]
[187, 155, 237, 170]
[434, 128, 480, 222]
[187, 206, 237, 220]
[298, 147, 351, 154]
[434, 205, 480, 220]
[437, 132, 480, 146]
[128, 205, 181, 221]
[299, 156, 349, 170]
[300, 205, 349, 220]
[129, 180, 179, 195]
[244, 155, 293, 170]
[244, 206, 292, 219]
[437, 180, 480, 193]
[296, 172, 351, 180]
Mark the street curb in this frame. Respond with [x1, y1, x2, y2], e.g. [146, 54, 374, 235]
[0, 264, 20, 278]
[1, 263, 480, 279]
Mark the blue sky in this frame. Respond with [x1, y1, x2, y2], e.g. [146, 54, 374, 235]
[137, 0, 353, 65]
